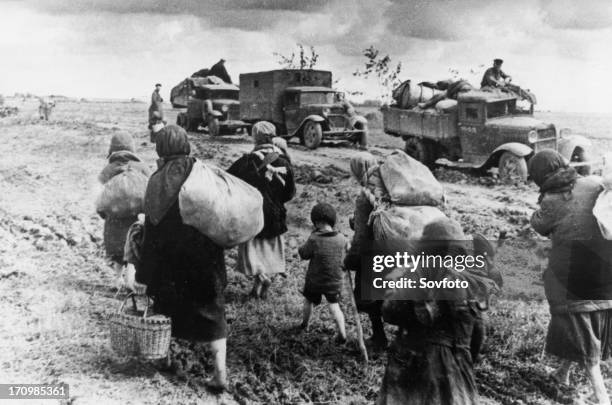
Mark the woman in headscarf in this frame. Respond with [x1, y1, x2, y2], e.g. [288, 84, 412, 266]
[133, 125, 228, 392]
[530, 149, 612, 405]
[376, 219, 499, 405]
[97, 133, 150, 275]
[228, 121, 296, 299]
[344, 151, 389, 350]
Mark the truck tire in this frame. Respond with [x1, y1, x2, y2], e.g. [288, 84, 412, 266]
[302, 121, 323, 149]
[208, 117, 220, 137]
[498, 152, 528, 184]
[186, 117, 199, 132]
[176, 113, 187, 129]
[354, 121, 368, 148]
[404, 137, 434, 167]
[571, 147, 591, 176]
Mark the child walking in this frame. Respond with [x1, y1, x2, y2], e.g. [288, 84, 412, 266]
[298, 203, 348, 343]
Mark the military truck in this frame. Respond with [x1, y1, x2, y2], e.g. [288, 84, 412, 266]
[382, 90, 592, 182]
[239, 69, 368, 149]
[175, 78, 250, 136]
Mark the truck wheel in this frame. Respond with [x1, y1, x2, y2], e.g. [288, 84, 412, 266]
[354, 122, 368, 148]
[404, 137, 433, 167]
[176, 113, 186, 129]
[302, 121, 323, 149]
[571, 147, 591, 176]
[498, 152, 528, 184]
[208, 117, 220, 137]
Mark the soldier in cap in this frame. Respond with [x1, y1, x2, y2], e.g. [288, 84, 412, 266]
[148, 83, 164, 129]
[480, 59, 512, 88]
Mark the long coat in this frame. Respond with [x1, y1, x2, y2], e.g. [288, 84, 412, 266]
[137, 201, 227, 342]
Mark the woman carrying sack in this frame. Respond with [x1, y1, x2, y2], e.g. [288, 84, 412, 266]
[97, 133, 150, 278]
[228, 121, 296, 299]
[344, 151, 390, 350]
[530, 149, 612, 405]
[132, 125, 229, 392]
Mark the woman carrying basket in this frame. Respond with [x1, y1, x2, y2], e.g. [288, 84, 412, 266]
[132, 125, 228, 392]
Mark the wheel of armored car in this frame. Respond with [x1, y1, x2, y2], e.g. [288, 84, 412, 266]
[498, 151, 528, 184]
[404, 136, 434, 167]
[176, 112, 187, 129]
[208, 117, 220, 137]
[302, 121, 323, 149]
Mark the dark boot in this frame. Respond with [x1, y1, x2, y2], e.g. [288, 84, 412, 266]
[368, 314, 388, 352]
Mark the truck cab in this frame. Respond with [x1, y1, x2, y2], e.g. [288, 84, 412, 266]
[176, 82, 250, 136]
[382, 90, 592, 182]
[240, 69, 367, 149]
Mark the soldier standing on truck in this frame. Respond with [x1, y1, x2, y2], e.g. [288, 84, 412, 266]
[148, 83, 164, 129]
[480, 59, 512, 88]
[210, 59, 233, 84]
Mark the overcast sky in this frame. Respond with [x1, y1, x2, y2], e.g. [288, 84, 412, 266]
[1, 0, 611, 113]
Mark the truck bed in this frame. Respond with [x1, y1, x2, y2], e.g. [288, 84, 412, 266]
[383, 106, 458, 140]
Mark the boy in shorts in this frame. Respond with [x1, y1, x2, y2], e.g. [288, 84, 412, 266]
[298, 203, 348, 343]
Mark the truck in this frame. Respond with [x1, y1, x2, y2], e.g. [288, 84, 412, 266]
[382, 90, 593, 182]
[239, 69, 368, 149]
[175, 78, 250, 136]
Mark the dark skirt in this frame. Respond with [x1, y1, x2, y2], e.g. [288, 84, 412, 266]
[546, 310, 612, 366]
[377, 341, 478, 405]
[140, 202, 227, 342]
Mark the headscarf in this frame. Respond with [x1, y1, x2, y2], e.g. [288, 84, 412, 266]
[528, 149, 577, 202]
[108, 133, 136, 158]
[252, 121, 276, 146]
[350, 152, 377, 186]
[144, 125, 194, 225]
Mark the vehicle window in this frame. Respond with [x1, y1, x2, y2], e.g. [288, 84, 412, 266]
[300, 92, 335, 105]
[210, 90, 238, 100]
[487, 101, 509, 118]
[285, 93, 299, 106]
[465, 107, 480, 120]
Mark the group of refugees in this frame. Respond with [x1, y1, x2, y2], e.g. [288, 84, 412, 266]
[98, 94, 612, 404]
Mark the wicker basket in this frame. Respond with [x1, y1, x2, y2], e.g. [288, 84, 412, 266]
[109, 294, 172, 360]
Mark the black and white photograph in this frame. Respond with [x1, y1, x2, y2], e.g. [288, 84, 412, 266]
[1, 0, 612, 404]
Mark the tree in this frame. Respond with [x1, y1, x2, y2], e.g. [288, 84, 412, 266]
[353, 46, 402, 105]
[274, 44, 319, 70]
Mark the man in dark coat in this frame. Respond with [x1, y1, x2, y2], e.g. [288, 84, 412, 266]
[209, 59, 232, 84]
[148, 83, 164, 128]
[480, 59, 511, 88]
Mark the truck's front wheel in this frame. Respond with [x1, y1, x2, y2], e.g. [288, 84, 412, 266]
[302, 121, 323, 149]
[208, 117, 220, 137]
[404, 137, 434, 167]
[498, 152, 528, 184]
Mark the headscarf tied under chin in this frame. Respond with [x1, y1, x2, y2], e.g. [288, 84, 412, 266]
[144, 125, 194, 225]
[350, 152, 378, 187]
[528, 149, 577, 203]
[252, 121, 276, 146]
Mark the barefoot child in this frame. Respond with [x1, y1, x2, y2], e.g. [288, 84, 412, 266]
[298, 203, 348, 343]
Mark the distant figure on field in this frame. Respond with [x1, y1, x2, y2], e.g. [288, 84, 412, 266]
[480, 59, 511, 89]
[298, 203, 348, 343]
[39, 99, 55, 120]
[209, 59, 232, 84]
[148, 83, 164, 129]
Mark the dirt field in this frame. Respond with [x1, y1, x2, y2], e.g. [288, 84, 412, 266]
[1, 97, 611, 404]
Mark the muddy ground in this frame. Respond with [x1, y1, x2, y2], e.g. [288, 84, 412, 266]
[0, 98, 610, 404]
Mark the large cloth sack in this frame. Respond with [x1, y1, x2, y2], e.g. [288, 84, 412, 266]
[392, 80, 443, 109]
[371, 205, 447, 240]
[378, 150, 444, 206]
[593, 189, 612, 240]
[435, 99, 458, 112]
[96, 168, 148, 218]
[178, 160, 264, 248]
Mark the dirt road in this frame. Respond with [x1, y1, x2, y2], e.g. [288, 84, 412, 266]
[0, 98, 604, 404]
